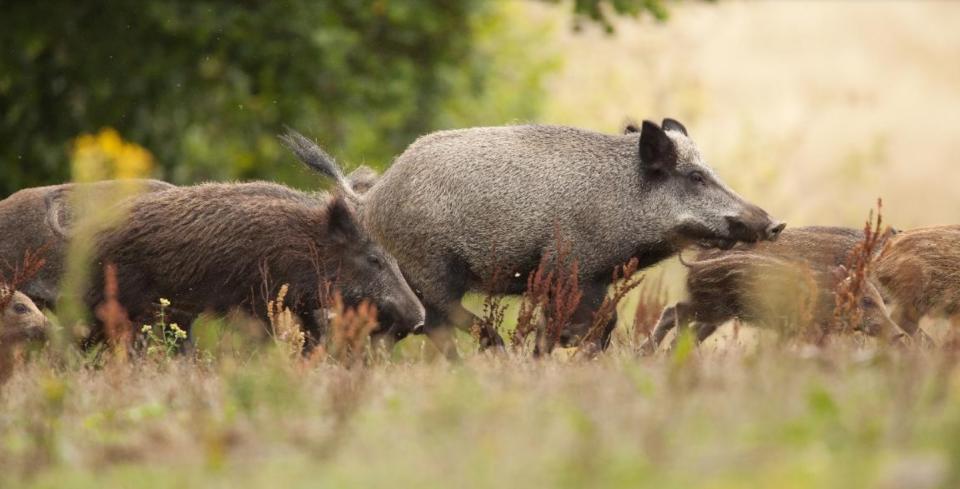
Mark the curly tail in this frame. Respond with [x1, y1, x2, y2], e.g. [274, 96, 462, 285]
[279, 127, 359, 201]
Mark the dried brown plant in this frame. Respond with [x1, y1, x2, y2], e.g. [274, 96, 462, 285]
[473, 267, 508, 350]
[513, 229, 583, 356]
[326, 293, 378, 367]
[833, 199, 886, 337]
[0, 243, 50, 311]
[95, 264, 132, 361]
[576, 258, 644, 357]
[268, 284, 305, 359]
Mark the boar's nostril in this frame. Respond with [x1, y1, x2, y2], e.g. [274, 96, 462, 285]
[767, 222, 787, 240]
[412, 322, 425, 334]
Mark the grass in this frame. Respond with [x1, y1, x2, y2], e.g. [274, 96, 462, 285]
[2, 337, 959, 489]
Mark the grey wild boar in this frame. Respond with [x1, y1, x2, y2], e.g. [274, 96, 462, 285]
[283, 121, 784, 356]
[641, 226, 901, 353]
[85, 182, 425, 347]
[0, 180, 175, 308]
[873, 225, 960, 337]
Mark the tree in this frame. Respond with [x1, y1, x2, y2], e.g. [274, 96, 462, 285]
[0, 0, 670, 197]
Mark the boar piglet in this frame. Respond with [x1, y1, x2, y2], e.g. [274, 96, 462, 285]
[874, 225, 960, 337]
[0, 286, 49, 383]
[86, 182, 424, 349]
[1, 286, 49, 343]
[641, 227, 902, 353]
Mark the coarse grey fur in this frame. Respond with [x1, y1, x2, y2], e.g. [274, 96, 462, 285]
[346, 166, 379, 195]
[284, 121, 783, 356]
[0, 180, 175, 308]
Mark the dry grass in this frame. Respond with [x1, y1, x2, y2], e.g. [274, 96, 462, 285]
[2, 338, 960, 489]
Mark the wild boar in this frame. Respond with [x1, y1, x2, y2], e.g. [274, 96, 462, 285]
[0, 179, 174, 308]
[0, 286, 49, 384]
[641, 226, 902, 352]
[283, 120, 784, 357]
[85, 182, 424, 347]
[873, 225, 960, 337]
[0, 286, 49, 343]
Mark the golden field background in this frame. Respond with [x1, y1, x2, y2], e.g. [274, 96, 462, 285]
[465, 0, 960, 345]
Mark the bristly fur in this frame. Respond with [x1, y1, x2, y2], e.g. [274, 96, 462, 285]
[279, 128, 360, 202]
[642, 226, 900, 353]
[85, 181, 423, 346]
[349, 121, 780, 352]
[874, 224, 960, 336]
[0, 180, 174, 308]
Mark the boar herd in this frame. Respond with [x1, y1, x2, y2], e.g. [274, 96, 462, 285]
[0, 119, 957, 360]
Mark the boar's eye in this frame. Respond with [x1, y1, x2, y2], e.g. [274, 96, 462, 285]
[860, 297, 876, 308]
[13, 303, 30, 315]
[688, 171, 706, 185]
[367, 255, 384, 270]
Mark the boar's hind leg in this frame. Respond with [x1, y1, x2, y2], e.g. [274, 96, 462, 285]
[423, 301, 506, 360]
[569, 281, 618, 352]
[694, 322, 722, 343]
[640, 302, 692, 355]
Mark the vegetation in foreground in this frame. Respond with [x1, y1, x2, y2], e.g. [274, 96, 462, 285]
[1, 321, 959, 489]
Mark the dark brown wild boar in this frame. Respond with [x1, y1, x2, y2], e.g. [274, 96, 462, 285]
[0, 180, 174, 308]
[641, 227, 902, 353]
[873, 225, 960, 336]
[85, 182, 424, 347]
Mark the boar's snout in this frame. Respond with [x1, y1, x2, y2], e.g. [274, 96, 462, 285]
[726, 205, 785, 243]
[766, 221, 787, 240]
[377, 295, 426, 340]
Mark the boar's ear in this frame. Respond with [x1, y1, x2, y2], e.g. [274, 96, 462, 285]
[639, 120, 677, 173]
[326, 196, 361, 241]
[662, 118, 688, 136]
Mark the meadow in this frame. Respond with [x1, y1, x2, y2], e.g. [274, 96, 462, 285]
[2, 330, 959, 489]
[2, 2, 960, 489]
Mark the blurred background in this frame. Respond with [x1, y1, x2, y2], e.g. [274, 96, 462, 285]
[3, 0, 958, 248]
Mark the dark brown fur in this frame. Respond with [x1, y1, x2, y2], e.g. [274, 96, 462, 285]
[873, 225, 960, 335]
[0, 179, 174, 308]
[641, 227, 900, 352]
[85, 182, 424, 345]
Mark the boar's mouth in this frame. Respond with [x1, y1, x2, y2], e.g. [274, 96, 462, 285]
[675, 222, 742, 250]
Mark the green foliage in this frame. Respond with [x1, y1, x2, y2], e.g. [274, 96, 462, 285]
[0, 1, 556, 196]
[547, 0, 672, 32]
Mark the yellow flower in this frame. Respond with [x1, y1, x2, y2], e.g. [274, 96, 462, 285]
[159, 298, 171, 307]
[170, 323, 187, 340]
[141, 324, 152, 333]
[70, 128, 154, 182]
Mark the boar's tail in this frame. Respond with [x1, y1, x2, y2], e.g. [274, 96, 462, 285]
[279, 127, 360, 202]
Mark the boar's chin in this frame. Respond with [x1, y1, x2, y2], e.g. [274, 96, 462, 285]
[696, 237, 739, 250]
